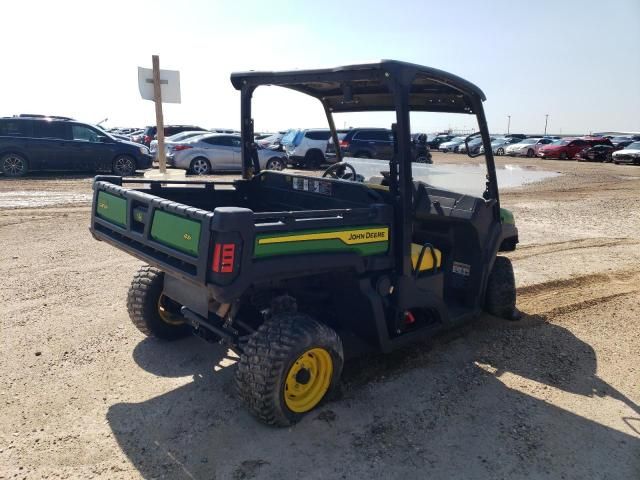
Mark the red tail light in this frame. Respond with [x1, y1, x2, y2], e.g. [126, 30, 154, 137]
[339, 140, 350, 148]
[173, 144, 193, 151]
[143, 135, 151, 144]
[212, 243, 236, 273]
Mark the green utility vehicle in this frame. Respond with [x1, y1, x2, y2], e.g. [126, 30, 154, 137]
[90, 61, 519, 426]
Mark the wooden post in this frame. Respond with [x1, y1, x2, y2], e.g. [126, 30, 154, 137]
[152, 55, 166, 173]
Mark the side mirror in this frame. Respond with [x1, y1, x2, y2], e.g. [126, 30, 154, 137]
[464, 132, 484, 158]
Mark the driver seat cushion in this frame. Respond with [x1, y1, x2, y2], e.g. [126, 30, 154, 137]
[411, 243, 442, 271]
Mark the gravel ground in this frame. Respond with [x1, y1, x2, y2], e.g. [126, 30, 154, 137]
[0, 153, 638, 479]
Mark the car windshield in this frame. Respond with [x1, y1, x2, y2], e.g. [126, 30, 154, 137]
[491, 138, 506, 144]
[626, 142, 640, 150]
[552, 140, 570, 145]
[519, 138, 538, 145]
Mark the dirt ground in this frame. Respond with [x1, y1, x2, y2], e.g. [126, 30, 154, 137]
[1, 153, 639, 479]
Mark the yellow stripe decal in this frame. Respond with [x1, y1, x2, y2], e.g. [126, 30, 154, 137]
[258, 227, 389, 246]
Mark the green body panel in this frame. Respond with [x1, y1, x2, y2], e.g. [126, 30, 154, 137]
[254, 225, 389, 258]
[150, 210, 201, 257]
[500, 208, 515, 225]
[96, 191, 127, 227]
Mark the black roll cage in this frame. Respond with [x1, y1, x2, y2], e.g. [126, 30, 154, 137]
[231, 60, 500, 279]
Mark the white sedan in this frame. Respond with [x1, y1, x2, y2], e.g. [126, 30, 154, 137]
[504, 138, 554, 157]
[166, 133, 288, 175]
[612, 141, 640, 165]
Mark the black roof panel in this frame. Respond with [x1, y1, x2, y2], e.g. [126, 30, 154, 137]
[230, 60, 485, 114]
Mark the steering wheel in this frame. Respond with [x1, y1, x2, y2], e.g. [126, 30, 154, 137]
[322, 162, 357, 180]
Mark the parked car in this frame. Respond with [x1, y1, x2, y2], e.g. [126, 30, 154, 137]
[439, 136, 466, 153]
[459, 136, 495, 155]
[257, 132, 285, 150]
[609, 136, 635, 148]
[0, 115, 152, 177]
[576, 144, 617, 162]
[427, 134, 456, 149]
[611, 142, 640, 165]
[142, 125, 207, 147]
[479, 137, 522, 155]
[504, 137, 554, 157]
[333, 128, 431, 163]
[281, 128, 332, 168]
[149, 130, 208, 157]
[166, 133, 288, 174]
[537, 137, 612, 160]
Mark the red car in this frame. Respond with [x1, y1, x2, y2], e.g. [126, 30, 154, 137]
[537, 137, 613, 160]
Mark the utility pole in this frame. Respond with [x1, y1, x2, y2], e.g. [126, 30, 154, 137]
[544, 114, 549, 137]
[507, 115, 511, 135]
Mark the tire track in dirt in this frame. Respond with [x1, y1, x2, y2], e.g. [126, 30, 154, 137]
[516, 270, 640, 319]
[509, 238, 639, 261]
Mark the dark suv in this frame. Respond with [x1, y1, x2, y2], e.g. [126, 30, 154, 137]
[0, 115, 153, 177]
[142, 125, 207, 147]
[335, 128, 431, 162]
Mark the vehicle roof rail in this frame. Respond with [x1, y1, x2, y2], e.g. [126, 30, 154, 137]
[16, 114, 75, 121]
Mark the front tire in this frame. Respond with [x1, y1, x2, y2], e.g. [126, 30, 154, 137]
[236, 313, 343, 426]
[112, 155, 136, 176]
[126, 266, 190, 340]
[1, 153, 28, 177]
[527, 149, 535, 158]
[265, 157, 285, 171]
[496, 147, 505, 156]
[485, 256, 518, 320]
[304, 150, 324, 169]
[559, 152, 568, 160]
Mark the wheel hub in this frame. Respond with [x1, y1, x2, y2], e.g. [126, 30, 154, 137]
[284, 348, 333, 413]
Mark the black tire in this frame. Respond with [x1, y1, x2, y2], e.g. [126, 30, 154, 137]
[496, 147, 505, 156]
[1, 153, 28, 177]
[112, 155, 136, 176]
[190, 157, 211, 175]
[527, 149, 535, 158]
[559, 152, 568, 160]
[236, 313, 343, 426]
[303, 150, 324, 169]
[485, 256, 518, 320]
[265, 157, 285, 171]
[126, 266, 191, 340]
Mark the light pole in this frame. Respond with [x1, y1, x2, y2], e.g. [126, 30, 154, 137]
[507, 115, 511, 135]
[544, 114, 549, 136]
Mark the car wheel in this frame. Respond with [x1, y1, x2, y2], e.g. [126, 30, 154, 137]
[605, 152, 612, 162]
[485, 256, 518, 320]
[112, 155, 136, 176]
[527, 149, 535, 158]
[190, 157, 211, 175]
[1, 153, 28, 177]
[496, 147, 504, 156]
[266, 157, 286, 171]
[559, 152, 568, 160]
[304, 150, 324, 169]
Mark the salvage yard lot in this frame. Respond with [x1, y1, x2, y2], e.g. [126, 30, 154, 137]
[1, 153, 639, 479]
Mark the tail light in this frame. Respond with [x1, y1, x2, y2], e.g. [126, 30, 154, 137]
[339, 140, 350, 148]
[173, 144, 192, 151]
[212, 243, 236, 273]
[143, 135, 151, 144]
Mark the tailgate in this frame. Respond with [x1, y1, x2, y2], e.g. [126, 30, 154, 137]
[91, 180, 216, 284]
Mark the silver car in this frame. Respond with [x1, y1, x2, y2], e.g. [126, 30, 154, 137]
[150, 131, 208, 157]
[167, 133, 288, 175]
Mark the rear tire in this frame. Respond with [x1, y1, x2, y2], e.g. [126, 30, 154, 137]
[304, 150, 324, 169]
[1, 153, 28, 177]
[190, 157, 211, 175]
[485, 256, 518, 320]
[559, 152, 568, 160]
[112, 155, 136, 176]
[127, 266, 190, 340]
[236, 313, 343, 426]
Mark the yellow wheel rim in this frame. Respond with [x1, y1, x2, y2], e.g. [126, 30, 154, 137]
[284, 347, 333, 413]
[157, 295, 184, 326]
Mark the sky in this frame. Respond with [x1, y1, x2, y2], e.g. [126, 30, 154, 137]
[2, 0, 639, 135]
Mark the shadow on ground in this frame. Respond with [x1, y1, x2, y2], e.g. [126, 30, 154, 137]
[108, 314, 640, 479]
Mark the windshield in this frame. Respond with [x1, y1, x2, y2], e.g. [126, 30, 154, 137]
[551, 139, 570, 146]
[519, 138, 538, 145]
[626, 142, 640, 150]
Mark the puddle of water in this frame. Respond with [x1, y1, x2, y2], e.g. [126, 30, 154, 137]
[347, 158, 561, 197]
[0, 191, 92, 208]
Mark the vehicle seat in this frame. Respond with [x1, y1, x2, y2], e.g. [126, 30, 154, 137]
[411, 243, 442, 271]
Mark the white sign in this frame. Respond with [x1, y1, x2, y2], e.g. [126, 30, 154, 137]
[137, 67, 181, 103]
